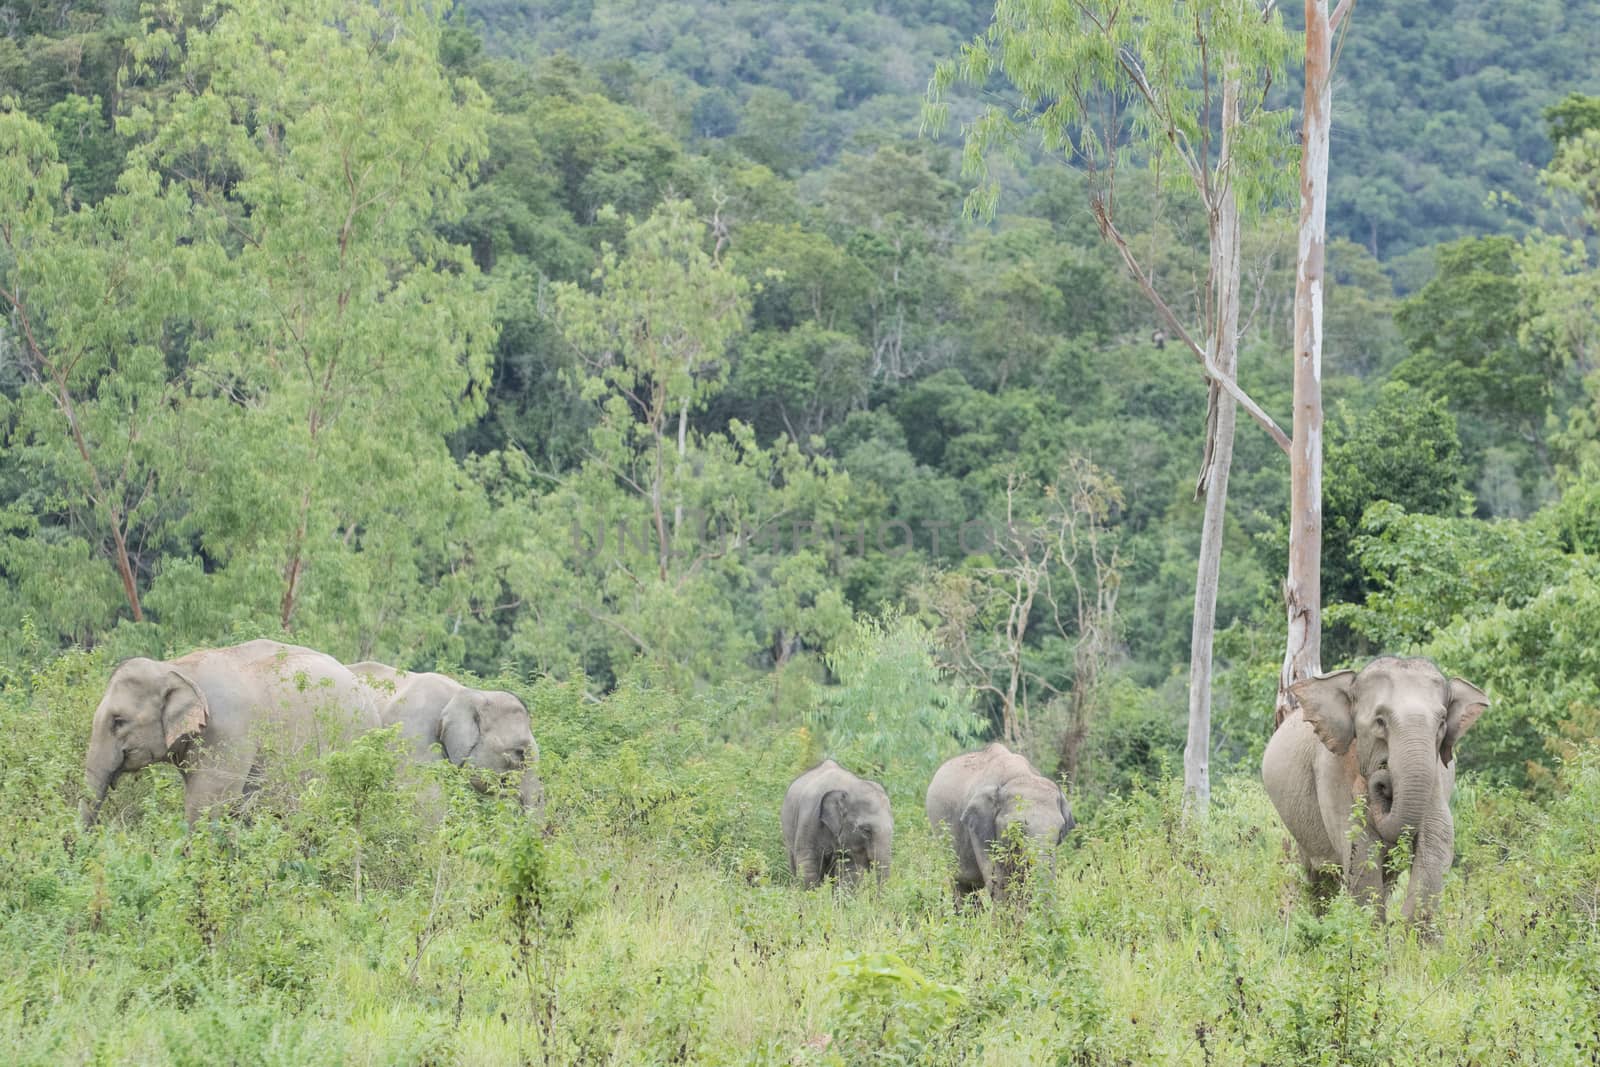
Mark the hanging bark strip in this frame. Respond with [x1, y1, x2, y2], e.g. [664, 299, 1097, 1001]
[1277, 0, 1335, 727]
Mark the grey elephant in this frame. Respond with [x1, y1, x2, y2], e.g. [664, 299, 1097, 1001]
[349, 663, 544, 817]
[1263, 656, 1489, 924]
[925, 742, 1074, 901]
[780, 759, 892, 889]
[83, 639, 383, 826]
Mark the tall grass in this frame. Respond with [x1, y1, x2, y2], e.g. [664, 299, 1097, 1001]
[1, 648, 1597, 1064]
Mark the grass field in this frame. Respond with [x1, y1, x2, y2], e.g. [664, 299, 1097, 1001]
[2, 648, 1598, 1065]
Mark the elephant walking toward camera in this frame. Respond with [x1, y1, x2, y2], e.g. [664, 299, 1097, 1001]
[925, 742, 1074, 902]
[1263, 657, 1489, 925]
[82, 639, 383, 826]
[781, 760, 892, 889]
[349, 663, 544, 818]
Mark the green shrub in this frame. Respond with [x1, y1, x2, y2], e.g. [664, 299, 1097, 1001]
[5, 642, 1600, 1063]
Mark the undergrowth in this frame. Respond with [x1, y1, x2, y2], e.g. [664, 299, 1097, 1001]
[2, 648, 1597, 1064]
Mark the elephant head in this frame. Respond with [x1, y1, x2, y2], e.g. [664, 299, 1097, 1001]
[1293, 658, 1488, 846]
[961, 776, 1073, 897]
[82, 658, 209, 827]
[819, 784, 893, 883]
[439, 688, 539, 802]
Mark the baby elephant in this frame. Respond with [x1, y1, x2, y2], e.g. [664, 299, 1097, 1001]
[926, 742, 1074, 902]
[350, 663, 544, 818]
[1263, 656, 1489, 925]
[781, 760, 892, 889]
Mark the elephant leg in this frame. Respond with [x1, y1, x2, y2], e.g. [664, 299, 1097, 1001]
[238, 758, 267, 815]
[182, 766, 246, 825]
[796, 851, 822, 890]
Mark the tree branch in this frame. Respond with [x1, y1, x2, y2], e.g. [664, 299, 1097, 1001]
[1090, 200, 1292, 452]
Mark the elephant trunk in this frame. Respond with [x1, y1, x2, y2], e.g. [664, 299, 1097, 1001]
[1369, 737, 1438, 846]
[81, 741, 121, 828]
[872, 844, 891, 885]
[519, 767, 546, 820]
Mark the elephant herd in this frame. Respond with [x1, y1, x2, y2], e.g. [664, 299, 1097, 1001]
[80, 641, 1489, 925]
[80, 639, 543, 828]
[786, 656, 1490, 924]
[783, 742, 1075, 901]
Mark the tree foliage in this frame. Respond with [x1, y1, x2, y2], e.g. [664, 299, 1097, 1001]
[2, 0, 1599, 797]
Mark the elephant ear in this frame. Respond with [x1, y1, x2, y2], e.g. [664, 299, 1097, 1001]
[160, 670, 208, 751]
[819, 789, 849, 842]
[439, 691, 482, 765]
[1440, 677, 1489, 767]
[1056, 791, 1075, 843]
[1290, 668, 1359, 755]
[960, 786, 1001, 854]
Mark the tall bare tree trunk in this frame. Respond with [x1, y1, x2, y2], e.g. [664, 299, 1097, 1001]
[1277, 0, 1333, 727]
[1184, 78, 1244, 819]
[674, 400, 688, 535]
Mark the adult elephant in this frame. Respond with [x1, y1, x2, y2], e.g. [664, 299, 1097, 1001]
[780, 759, 892, 889]
[82, 639, 383, 826]
[925, 742, 1074, 902]
[349, 663, 544, 817]
[1263, 656, 1489, 925]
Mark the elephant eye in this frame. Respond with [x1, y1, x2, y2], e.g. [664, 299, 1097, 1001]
[111, 714, 128, 731]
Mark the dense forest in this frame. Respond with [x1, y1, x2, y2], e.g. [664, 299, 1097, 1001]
[3, 0, 1600, 1060]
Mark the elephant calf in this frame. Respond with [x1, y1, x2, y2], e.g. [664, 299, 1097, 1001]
[926, 742, 1073, 902]
[349, 663, 544, 818]
[1263, 656, 1489, 925]
[83, 639, 383, 826]
[780, 760, 892, 889]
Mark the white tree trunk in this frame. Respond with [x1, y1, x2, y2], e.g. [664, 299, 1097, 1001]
[1183, 78, 1244, 819]
[674, 400, 688, 535]
[1277, 0, 1333, 726]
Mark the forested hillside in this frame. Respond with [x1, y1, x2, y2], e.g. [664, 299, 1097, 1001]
[461, 0, 1600, 277]
[5, 0, 1600, 1060]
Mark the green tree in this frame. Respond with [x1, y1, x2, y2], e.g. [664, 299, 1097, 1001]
[1, 106, 210, 635]
[928, 0, 1296, 814]
[1394, 235, 1561, 513]
[123, 0, 497, 644]
[1521, 95, 1600, 480]
[556, 199, 750, 580]
[1321, 382, 1471, 623]
[809, 612, 980, 796]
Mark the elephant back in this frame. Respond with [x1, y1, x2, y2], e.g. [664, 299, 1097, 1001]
[926, 742, 1032, 826]
[177, 641, 384, 752]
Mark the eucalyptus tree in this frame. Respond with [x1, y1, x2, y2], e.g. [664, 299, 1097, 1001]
[927, 0, 1296, 812]
[1278, 0, 1352, 726]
